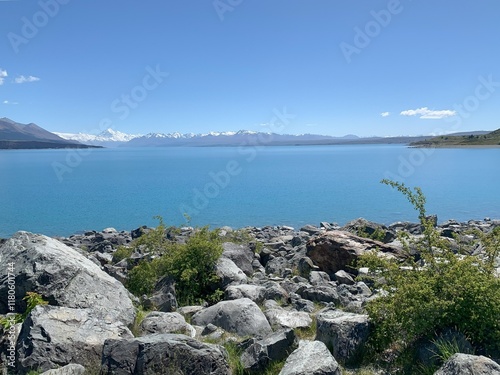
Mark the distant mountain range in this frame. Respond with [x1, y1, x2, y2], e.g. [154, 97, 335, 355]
[54, 128, 141, 148]
[1, 117, 496, 149]
[0, 118, 100, 149]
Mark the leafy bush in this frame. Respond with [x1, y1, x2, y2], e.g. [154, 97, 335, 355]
[0, 292, 48, 329]
[126, 222, 224, 306]
[361, 180, 500, 358]
[158, 227, 223, 305]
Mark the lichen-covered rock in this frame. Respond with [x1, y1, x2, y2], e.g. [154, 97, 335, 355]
[101, 333, 231, 375]
[39, 364, 86, 375]
[139, 311, 196, 338]
[191, 298, 272, 337]
[315, 309, 370, 363]
[241, 329, 297, 372]
[16, 305, 133, 374]
[0, 232, 135, 325]
[434, 353, 500, 375]
[279, 340, 341, 375]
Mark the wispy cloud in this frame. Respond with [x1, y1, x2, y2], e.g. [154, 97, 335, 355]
[400, 107, 456, 119]
[3, 100, 19, 105]
[381, 112, 390, 117]
[14, 75, 40, 84]
[0, 69, 7, 85]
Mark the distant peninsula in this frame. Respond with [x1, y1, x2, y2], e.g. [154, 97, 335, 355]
[0, 118, 101, 150]
[410, 128, 500, 147]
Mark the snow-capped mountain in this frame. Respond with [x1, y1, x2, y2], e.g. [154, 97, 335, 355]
[55, 128, 142, 147]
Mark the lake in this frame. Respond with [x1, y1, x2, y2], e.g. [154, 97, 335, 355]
[0, 145, 499, 238]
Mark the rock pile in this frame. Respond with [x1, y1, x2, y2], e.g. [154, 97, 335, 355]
[0, 217, 498, 374]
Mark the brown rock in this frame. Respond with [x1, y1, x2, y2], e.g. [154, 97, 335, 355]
[306, 230, 400, 276]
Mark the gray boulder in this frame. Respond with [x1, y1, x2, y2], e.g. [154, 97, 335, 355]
[224, 284, 266, 303]
[0, 232, 135, 325]
[297, 284, 340, 304]
[215, 257, 248, 288]
[39, 364, 86, 375]
[143, 275, 177, 312]
[191, 298, 272, 337]
[222, 242, 254, 276]
[265, 308, 312, 329]
[279, 340, 341, 375]
[309, 271, 331, 286]
[334, 270, 355, 285]
[434, 353, 500, 375]
[316, 310, 370, 364]
[241, 329, 298, 372]
[101, 333, 231, 375]
[139, 311, 196, 338]
[16, 305, 133, 374]
[265, 256, 289, 276]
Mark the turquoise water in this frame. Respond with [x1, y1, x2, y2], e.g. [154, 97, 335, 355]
[0, 145, 499, 237]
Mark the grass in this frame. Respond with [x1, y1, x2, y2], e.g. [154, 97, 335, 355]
[131, 306, 149, 337]
[223, 341, 245, 375]
[294, 316, 317, 341]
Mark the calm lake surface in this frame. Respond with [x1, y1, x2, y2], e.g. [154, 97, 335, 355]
[0, 145, 499, 238]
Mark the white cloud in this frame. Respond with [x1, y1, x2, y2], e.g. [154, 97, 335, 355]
[0, 69, 7, 85]
[400, 107, 456, 119]
[14, 75, 40, 84]
[381, 112, 390, 117]
[3, 100, 19, 105]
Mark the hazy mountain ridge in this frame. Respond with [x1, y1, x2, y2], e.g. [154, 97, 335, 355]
[0, 118, 100, 149]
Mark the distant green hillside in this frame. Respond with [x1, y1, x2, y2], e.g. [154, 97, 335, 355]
[411, 128, 500, 147]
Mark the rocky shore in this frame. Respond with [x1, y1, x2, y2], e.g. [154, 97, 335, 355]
[1, 217, 499, 375]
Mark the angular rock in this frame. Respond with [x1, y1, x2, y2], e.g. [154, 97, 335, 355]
[342, 218, 396, 243]
[16, 305, 133, 374]
[0, 232, 135, 325]
[222, 242, 255, 276]
[297, 284, 340, 304]
[145, 275, 178, 312]
[101, 333, 230, 375]
[191, 298, 272, 337]
[316, 309, 370, 364]
[279, 340, 341, 375]
[241, 329, 298, 372]
[434, 353, 500, 375]
[39, 364, 86, 375]
[310, 271, 331, 286]
[264, 308, 312, 329]
[266, 256, 289, 276]
[139, 311, 196, 338]
[334, 270, 355, 285]
[224, 284, 266, 303]
[306, 230, 400, 276]
[215, 257, 248, 288]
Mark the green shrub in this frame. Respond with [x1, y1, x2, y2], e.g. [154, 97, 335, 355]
[158, 227, 223, 305]
[356, 226, 386, 242]
[361, 180, 500, 358]
[125, 221, 224, 306]
[112, 245, 134, 263]
[0, 292, 48, 329]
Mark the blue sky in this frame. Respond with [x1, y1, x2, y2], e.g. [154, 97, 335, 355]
[1, 0, 499, 137]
